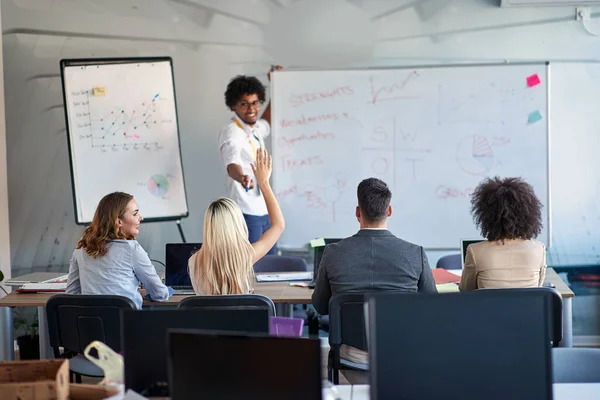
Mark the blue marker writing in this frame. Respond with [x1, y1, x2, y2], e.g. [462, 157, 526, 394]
[154, 94, 159, 99]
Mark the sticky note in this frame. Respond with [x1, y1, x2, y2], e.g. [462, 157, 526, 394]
[92, 86, 106, 96]
[526, 74, 541, 87]
[436, 283, 460, 293]
[310, 238, 326, 248]
[528, 110, 543, 124]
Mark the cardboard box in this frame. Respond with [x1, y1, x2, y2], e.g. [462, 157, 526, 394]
[0, 359, 69, 400]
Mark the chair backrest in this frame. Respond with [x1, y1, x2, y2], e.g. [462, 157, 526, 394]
[328, 293, 369, 351]
[552, 348, 600, 383]
[368, 291, 552, 400]
[436, 254, 461, 270]
[177, 294, 276, 317]
[253, 255, 308, 273]
[474, 287, 562, 346]
[46, 294, 136, 356]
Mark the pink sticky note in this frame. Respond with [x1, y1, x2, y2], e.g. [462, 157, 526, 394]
[527, 74, 541, 87]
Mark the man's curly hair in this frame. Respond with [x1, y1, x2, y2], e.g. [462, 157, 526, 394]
[471, 176, 543, 242]
[224, 75, 266, 110]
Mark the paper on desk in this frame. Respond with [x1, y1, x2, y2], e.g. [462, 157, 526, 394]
[105, 389, 149, 400]
[16, 282, 67, 292]
[432, 269, 461, 284]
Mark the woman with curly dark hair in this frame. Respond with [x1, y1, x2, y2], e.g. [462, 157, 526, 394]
[459, 177, 546, 291]
[66, 192, 172, 308]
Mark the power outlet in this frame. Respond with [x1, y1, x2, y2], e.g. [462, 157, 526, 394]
[577, 7, 590, 21]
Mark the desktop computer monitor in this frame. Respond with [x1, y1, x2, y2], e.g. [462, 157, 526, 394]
[122, 308, 269, 396]
[167, 330, 322, 400]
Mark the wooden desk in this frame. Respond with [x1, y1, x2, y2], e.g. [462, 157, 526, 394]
[0, 268, 574, 361]
[0, 281, 313, 307]
[0, 281, 313, 361]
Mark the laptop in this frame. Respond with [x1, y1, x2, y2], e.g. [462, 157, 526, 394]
[167, 330, 322, 400]
[367, 291, 552, 400]
[165, 243, 201, 294]
[460, 238, 485, 268]
[122, 308, 269, 397]
[308, 238, 342, 289]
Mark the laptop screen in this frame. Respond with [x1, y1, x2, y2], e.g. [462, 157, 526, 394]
[460, 239, 485, 266]
[165, 243, 202, 287]
[313, 238, 342, 281]
[168, 330, 322, 400]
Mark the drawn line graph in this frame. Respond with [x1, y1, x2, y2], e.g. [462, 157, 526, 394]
[88, 93, 173, 148]
[368, 71, 420, 105]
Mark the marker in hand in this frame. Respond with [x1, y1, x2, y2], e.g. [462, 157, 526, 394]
[242, 175, 252, 193]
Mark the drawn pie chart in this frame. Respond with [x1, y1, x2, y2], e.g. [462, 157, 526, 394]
[456, 135, 494, 176]
[148, 175, 169, 197]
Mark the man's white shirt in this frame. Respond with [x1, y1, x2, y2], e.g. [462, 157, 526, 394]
[218, 115, 270, 216]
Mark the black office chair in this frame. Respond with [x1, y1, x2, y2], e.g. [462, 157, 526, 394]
[328, 293, 370, 384]
[254, 255, 312, 328]
[46, 294, 137, 382]
[436, 254, 461, 270]
[178, 294, 276, 317]
[552, 348, 600, 383]
[253, 254, 308, 273]
[474, 287, 562, 347]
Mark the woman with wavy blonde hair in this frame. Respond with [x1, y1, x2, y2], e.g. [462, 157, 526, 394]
[66, 192, 172, 308]
[189, 148, 285, 295]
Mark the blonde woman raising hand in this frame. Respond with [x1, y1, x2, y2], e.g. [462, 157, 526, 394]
[189, 147, 285, 295]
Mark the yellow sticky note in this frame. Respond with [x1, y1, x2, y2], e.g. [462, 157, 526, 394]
[92, 87, 106, 96]
[436, 283, 460, 293]
[310, 238, 326, 248]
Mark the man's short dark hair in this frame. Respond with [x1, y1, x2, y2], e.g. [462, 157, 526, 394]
[224, 75, 266, 109]
[357, 178, 392, 222]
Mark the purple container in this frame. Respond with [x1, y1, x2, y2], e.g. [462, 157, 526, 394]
[269, 316, 304, 337]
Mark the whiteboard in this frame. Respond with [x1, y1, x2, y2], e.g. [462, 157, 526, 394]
[60, 58, 188, 224]
[548, 62, 600, 265]
[271, 63, 549, 249]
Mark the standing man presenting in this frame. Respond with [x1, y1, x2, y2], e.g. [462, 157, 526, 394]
[218, 67, 282, 254]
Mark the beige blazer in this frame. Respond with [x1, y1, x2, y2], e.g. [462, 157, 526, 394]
[459, 239, 546, 291]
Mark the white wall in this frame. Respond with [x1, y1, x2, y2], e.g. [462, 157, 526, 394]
[2, 0, 600, 273]
[0, 4, 10, 286]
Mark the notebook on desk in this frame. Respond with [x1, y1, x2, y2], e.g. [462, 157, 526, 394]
[16, 282, 67, 293]
[255, 272, 313, 282]
[165, 243, 201, 295]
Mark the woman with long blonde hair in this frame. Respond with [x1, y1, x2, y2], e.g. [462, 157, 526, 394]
[67, 192, 172, 308]
[189, 148, 284, 295]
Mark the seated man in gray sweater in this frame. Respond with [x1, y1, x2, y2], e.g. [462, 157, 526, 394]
[311, 177, 437, 363]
